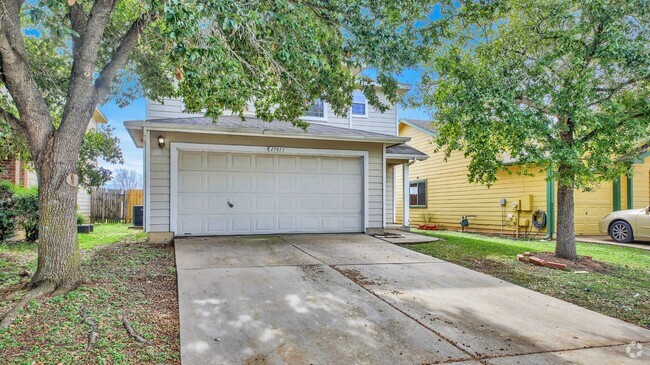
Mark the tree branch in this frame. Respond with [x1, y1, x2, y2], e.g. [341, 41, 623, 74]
[68, 3, 87, 55]
[93, 11, 159, 102]
[580, 110, 650, 142]
[0, 0, 53, 155]
[515, 97, 560, 118]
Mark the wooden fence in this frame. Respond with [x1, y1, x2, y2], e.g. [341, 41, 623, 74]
[90, 188, 144, 224]
[125, 189, 144, 223]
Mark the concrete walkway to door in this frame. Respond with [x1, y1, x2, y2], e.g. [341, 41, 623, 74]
[175, 234, 650, 364]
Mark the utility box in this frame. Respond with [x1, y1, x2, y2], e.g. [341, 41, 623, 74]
[520, 194, 533, 211]
[133, 205, 144, 227]
[519, 218, 530, 227]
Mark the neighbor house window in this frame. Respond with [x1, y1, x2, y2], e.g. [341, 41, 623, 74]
[351, 91, 367, 117]
[304, 99, 325, 118]
[409, 180, 426, 207]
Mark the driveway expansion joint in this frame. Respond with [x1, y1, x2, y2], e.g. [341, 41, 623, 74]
[280, 236, 480, 361]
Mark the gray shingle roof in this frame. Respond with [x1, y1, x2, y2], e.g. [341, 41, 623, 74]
[125, 115, 407, 143]
[385, 144, 428, 159]
[400, 118, 437, 134]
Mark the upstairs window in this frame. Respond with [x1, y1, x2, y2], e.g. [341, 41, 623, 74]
[351, 91, 368, 117]
[304, 99, 325, 119]
[409, 180, 426, 208]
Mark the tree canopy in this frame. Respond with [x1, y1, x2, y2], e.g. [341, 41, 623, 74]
[416, 0, 649, 189]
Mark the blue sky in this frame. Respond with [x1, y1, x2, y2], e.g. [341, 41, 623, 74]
[98, 70, 432, 176]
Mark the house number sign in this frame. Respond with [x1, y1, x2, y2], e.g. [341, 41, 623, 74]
[267, 146, 286, 152]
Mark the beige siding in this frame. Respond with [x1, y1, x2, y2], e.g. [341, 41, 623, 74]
[77, 188, 91, 219]
[147, 92, 398, 136]
[386, 164, 395, 224]
[146, 132, 384, 233]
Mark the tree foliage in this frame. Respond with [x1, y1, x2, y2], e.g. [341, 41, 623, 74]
[0, 121, 123, 191]
[416, 0, 650, 189]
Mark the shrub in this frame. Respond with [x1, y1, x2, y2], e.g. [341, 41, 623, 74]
[76, 213, 87, 225]
[0, 180, 17, 241]
[14, 186, 39, 242]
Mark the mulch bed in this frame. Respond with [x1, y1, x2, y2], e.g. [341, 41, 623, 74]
[527, 252, 612, 273]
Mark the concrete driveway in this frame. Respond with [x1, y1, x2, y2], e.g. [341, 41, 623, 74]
[175, 234, 650, 364]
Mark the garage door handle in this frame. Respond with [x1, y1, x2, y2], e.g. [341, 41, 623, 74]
[227, 201, 234, 208]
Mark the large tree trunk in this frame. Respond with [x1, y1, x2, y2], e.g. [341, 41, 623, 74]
[555, 180, 578, 260]
[30, 143, 82, 292]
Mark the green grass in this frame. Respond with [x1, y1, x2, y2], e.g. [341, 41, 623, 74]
[0, 224, 147, 253]
[77, 224, 147, 250]
[0, 227, 179, 364]
[408, 230, 650, 328]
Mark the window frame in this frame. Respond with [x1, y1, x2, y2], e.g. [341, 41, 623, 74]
[409, 179, 427, 208]
[301, 99, 328, 121]
[351, 91, 368, 118]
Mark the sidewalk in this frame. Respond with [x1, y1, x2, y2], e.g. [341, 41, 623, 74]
[577, 235, 650, 251]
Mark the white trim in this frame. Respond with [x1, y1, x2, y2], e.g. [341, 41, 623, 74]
[169, 142, 370, 235]
[386, 153, 428, 160]
[402, 163, 410, 227]
[300, 100, 328, 122]
[144, 129, 151, 232]
[125, 123, 409, 146]
[382, 144, 386, 229]
[351, 91, 369, 118]
[392, 166, 397, 224]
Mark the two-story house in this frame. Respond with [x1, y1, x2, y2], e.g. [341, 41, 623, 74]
[125, 88, 427, 243]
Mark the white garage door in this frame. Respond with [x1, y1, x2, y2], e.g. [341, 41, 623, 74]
[175, 150, 364, 235]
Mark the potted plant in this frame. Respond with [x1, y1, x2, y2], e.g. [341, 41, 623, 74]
[76, 213, 93, 234]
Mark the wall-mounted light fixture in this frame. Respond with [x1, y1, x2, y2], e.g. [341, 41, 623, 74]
[157, 135, 165, 149]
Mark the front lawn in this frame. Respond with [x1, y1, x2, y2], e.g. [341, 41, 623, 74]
[0, 225, 179, 364]
[408, 230, 650, 329]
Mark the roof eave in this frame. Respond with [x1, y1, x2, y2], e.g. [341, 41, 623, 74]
[399, 119, 436, 136]
[124, 121, 410, 144]
[386, 153, 428, 161]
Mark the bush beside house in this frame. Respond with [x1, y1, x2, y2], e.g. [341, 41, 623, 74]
[0, 180, 39, 242]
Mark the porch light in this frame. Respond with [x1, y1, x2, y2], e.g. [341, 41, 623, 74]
[157, 135, 165, 149]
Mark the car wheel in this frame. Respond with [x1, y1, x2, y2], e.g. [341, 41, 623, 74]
[610, 221, 634, 243]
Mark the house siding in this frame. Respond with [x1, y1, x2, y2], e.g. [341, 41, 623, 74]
[386, 164, 394, 224]
[146, 92, 398, 137]
[146, 131, 385, 233]
[396, 123, 648, 236]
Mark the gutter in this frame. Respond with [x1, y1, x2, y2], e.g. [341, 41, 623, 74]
[126, 122, 410, 146]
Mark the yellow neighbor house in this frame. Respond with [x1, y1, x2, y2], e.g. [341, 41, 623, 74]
[394, 119, 650, 237]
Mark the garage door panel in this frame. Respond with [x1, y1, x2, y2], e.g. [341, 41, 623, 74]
[179, 173, 204, 191]
[179, 195, 204, 213]
[231, 154, 252, 169]
[255, 155, 275, 170]
[206, 175, 227, 191]
[206, 217, 227, 233]
[180, 151, 203, 168]
[232, 217, 252, 231]
[278, 156, 298, 171]
[255, 175, 275, 191]
[278, 197, 297, 210]
[176, 151, 364, 235]
[299, 157, 319, 171]
[255, 217, 275, 230]
[206, 153, 227, 168]
[278, 175, 297, 190]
